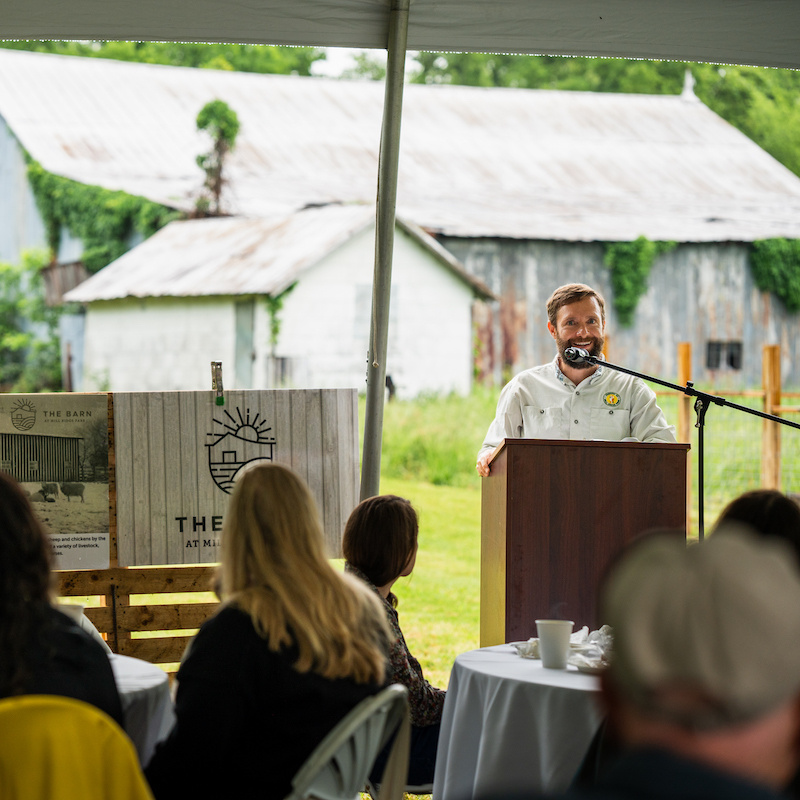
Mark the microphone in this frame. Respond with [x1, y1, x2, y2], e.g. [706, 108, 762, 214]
[564, 347, 592, 364]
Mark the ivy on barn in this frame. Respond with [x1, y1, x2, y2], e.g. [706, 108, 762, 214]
[603, 237, 676, 327]
[264, 283, 297, 354]
[750, 238, 800, 313]
[25, 157, 181, 273]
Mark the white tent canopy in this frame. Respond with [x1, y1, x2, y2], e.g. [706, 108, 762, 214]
[1, 0, 799, 70]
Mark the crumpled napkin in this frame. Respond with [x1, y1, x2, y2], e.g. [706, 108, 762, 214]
[511, 625, 614, 667]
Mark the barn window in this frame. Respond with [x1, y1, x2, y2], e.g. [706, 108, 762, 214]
[29, 460, 39, 472]
[706, 341, 723, 370]
[0, 460, 10, 471]
[706, 340, 743, 371]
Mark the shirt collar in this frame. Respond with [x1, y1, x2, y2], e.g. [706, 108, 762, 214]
[553, 353, 605, 387]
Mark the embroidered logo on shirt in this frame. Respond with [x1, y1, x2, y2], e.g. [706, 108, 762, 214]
[603, 392, 621, 407]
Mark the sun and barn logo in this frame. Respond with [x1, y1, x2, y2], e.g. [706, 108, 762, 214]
[10, 399, 36, 431]
[603, 392, 621, 408]
[206, 407, 276, 494]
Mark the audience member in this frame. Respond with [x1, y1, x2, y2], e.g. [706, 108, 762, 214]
[714, 489, 800, 562]
[0, 471, 123, 726]
[564, 528, 800, 800]
[343, 494, 444, 787]
[145, 464, 391, 800]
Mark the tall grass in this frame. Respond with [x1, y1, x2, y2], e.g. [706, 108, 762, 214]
[370, 386, 800, 534]
[362, 389, 496, 488]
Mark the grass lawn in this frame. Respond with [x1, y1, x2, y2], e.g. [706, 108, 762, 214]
[380, 477, 482, 690]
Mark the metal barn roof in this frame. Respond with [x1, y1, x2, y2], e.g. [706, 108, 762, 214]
[3, 48, 800, 243]
[63, 204, 494, 302]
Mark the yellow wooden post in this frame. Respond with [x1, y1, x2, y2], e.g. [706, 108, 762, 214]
[677, 343, 692, 529]
[762, 345, 781, 489]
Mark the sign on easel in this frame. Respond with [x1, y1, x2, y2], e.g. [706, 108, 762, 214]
[0, 393, 110, 569]
[113, 389, 359, 566]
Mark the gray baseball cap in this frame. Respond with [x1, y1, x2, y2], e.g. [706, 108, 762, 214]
[601, 525, 800, 729]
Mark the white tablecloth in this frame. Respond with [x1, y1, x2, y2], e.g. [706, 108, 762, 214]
[433, 645, 603, 800]
[109, 654, 175, 767]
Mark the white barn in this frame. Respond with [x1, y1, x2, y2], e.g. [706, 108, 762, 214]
[65, 206, 493, 396]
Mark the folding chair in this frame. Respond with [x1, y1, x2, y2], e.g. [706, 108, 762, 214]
[0, 694, 154, 800]
[285, 684, 410, 800]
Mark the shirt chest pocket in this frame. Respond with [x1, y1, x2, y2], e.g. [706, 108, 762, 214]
[522, 405, 562, 437]
[590, 407, 631, 440]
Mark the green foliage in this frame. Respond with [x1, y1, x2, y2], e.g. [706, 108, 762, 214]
[340, 52, 387, 81]
[0, 41, 324, 76]
[264, 283, 297, 351]
[0, 250, 62, 392]
[26, 159, 180, 272]
[361, 389, 498, 487]
[413, 54, 800, 177]
[750, 239, 800, 312]
[195, 100, 240, 216]
[604, 237, 676, 326]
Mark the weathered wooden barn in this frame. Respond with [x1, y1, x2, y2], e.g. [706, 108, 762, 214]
[0, 432, 82, 482]
[1, 48, 799, 390]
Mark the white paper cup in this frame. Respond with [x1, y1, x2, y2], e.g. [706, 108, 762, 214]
[535, 619, 574, 669]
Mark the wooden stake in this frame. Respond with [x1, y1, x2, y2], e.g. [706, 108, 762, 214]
[677, 343, 692, 530]
[762, 345, 781, 489]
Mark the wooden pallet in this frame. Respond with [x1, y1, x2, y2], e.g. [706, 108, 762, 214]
[57, 565, 218, 669]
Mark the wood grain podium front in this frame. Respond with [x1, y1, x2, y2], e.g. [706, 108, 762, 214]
[480, 438, 689, 646]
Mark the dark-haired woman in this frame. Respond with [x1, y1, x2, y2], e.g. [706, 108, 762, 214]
[0, 471, 123, 726]
[343, 494, 445, 786]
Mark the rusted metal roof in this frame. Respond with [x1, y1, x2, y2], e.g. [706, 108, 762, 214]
[63, 204, 494, 301]
[3, 48, 800, 243]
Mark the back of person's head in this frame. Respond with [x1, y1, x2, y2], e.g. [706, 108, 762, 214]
[0, 472, 54, 695]
[342, 494, 418, 589]
[601, 528, 800, 732]
[221, 463, 389, 683]
[714, 490, 800, 564]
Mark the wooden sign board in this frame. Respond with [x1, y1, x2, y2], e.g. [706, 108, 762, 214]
[113, 389, 359, 566]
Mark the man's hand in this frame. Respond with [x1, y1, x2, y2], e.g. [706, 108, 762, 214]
[476, 453, 492, 478]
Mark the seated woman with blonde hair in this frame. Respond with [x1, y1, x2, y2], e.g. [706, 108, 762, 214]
[145, 464, 391, 800]
[343, 494, 445, 787]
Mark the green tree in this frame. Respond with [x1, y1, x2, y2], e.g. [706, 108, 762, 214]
[0, 40, 324, 75]
[0, 250, 62, 392]
[195, 100, 240, 216]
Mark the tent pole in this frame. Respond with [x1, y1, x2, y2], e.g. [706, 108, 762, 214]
[360, 0, 410, 501]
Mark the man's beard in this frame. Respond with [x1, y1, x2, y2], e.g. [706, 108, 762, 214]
[556, 335, 604, 370]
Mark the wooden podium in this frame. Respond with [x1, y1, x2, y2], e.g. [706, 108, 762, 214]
[481, 438, 689, 645]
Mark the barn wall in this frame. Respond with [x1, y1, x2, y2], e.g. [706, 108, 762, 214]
[273, 224, 475, 397]
[82, 296, 237, 391]
[0, 116, 49, 265]
[442, 237, 800, 388]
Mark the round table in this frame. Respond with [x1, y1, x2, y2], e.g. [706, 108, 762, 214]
[433, 645, 603, 800]
[109, 654, 176, 767]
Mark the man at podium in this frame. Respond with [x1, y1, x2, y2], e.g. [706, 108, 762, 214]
[477, 283, 675, 477]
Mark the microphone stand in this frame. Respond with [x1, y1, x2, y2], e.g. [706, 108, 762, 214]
[570, 352, 800, 540]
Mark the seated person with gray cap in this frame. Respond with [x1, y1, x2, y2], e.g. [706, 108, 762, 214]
[533, 527, 800, 800]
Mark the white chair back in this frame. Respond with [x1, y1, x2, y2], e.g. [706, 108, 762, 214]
[285, 684, 409, 800]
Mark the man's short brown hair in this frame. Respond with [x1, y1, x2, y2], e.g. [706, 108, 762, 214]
[546, 283, 606, 327]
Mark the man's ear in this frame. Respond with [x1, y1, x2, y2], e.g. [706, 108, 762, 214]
[547, 320, 556, 340]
